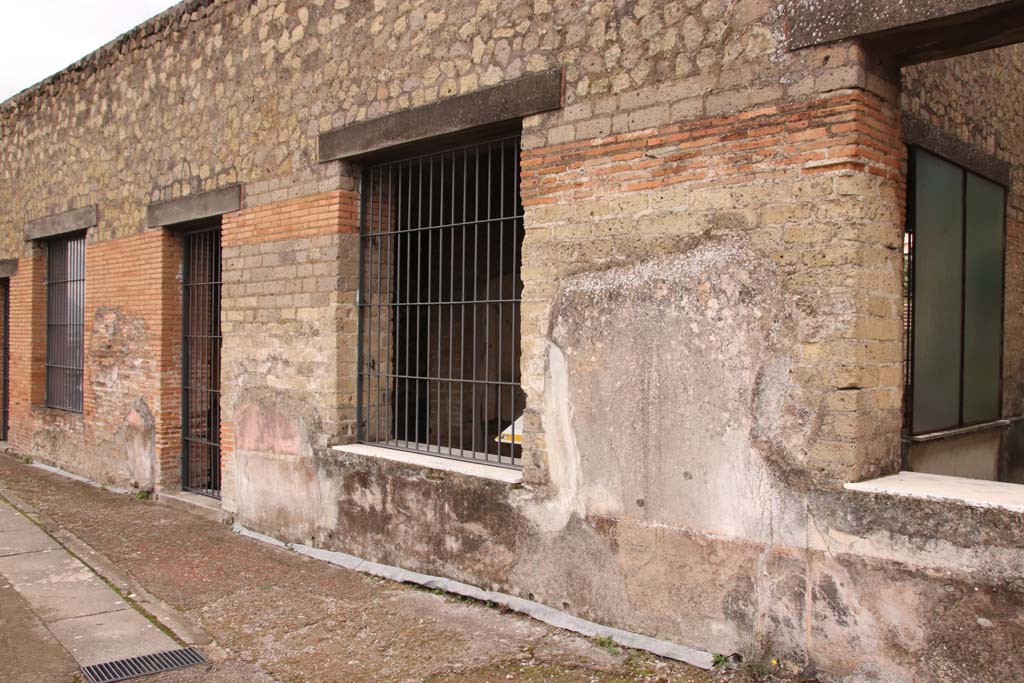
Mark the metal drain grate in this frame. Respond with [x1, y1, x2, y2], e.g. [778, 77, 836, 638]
[81, 647, 207, 683]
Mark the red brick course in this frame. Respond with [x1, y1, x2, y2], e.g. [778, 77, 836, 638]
[521, 91, 903, 205]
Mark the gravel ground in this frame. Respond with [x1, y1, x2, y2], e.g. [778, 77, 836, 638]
[0, 452, 794, 683]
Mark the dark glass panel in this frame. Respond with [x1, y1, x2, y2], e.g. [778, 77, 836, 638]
[962, 173, 1005, 424]
[911, 150, 964, 434]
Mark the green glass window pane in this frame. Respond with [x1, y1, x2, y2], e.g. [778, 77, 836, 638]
[912, 150, 964, 434]
[962, 173, 1005, 424]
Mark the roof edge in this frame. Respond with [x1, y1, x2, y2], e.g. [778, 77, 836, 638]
[0, 0, 221, 112]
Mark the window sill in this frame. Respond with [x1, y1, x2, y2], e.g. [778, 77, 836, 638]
[845, 471, 1024, 514]
[331, 443, 523, 485]
[36, 404, 84, 418]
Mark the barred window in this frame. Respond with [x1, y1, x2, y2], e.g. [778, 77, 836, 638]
[46, 234, 86, 412]
[358, 134, 526, 468]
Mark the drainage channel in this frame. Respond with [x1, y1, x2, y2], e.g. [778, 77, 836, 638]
[82, 647, 208, 683]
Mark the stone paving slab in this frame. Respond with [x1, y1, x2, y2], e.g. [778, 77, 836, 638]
[0, 526, 60, 557]
[0, 502, 35, 532]
[0, 548, 128, 621]
[47, 607, 179, 667]
[0, 581, 79, 683]
[0, 497, 179, 671]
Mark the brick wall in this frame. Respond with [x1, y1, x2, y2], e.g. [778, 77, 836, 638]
[7, 231, 183, 487]
[1, 3, 1021, 678]
[7, 248, 47, 449]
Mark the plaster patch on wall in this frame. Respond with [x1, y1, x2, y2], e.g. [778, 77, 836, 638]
[517, 343, 584, 533]
[233, 390, 323, 543]
[532, 243, 809, 545]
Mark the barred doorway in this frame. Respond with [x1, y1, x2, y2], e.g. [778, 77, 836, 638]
[182, 223, 223, 497]
[1, 278, 8, 442]
[357, 134, 526, 468]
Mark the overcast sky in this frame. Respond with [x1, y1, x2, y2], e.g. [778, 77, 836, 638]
[0, 0, 180, 102]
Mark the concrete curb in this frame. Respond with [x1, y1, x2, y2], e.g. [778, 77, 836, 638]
[233, 522, 716, 670]
[28, 461, 131, 495]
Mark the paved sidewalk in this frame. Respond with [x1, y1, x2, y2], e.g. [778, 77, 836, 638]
[0, 498, 178, 669]
[0, 453, 783, 683]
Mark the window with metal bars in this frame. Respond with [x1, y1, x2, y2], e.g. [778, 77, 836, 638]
[358, 134, 526, 468]
[46, 234, 86, 413]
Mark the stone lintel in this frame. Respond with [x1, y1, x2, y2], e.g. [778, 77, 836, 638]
[318, 69, 564, 162]
[24, 206, 97, 241]
[786, 0, 1024, 65]
[145, 184, 242, 229]
[0, 259, 17, 278]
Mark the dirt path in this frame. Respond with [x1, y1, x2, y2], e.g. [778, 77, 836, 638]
[0, 453, 783, 683]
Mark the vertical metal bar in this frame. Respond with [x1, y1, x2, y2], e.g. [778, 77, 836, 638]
[364, 170, 373, 444]
[76, 236, 82, 410]
[2, 277, 8, 441]
[404, 160, 412, 448]
[375, 166, 384, 443]
[389, 162, 397, 446]
[201, 232, 207, 493]
[181, 233, 191, 490]
[460, 149, 468, 459]
[45, 241, 51, 407]
[448, 151, 455, 458]
[483, 142, 493, 462]
[214, 228, 222, 495]
[958, 169, 967, 428]
[498, 140, 505, 462]
[416, 156, 424, 449]
[435, 155, 443, 453]
[497, 143, 505, 464]
[425, 156, 433, 451]
[471, 145, 479, 459]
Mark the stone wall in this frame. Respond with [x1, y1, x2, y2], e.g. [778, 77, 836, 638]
[517, 91, 905, 488]
[0, 1, 1022, 682]
[6, 231, 180, 487]
[220, 188, 359, 518]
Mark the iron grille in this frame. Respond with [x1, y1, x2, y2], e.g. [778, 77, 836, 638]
[46, 234, 86, 412]
[1, 277, 8, 441]
[182, 225, 223, 498]
[81, 646, 208, 683]
[358, 134, 526, 468]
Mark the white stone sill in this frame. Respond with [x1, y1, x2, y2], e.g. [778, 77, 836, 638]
[845, 471, 1024, 514]
[331, 443, 523, 485]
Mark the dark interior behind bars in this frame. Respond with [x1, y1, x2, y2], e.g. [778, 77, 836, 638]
[359, 135, 525, 467]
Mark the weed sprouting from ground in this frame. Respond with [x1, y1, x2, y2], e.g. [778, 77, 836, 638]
[594, 635, 620, 655]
